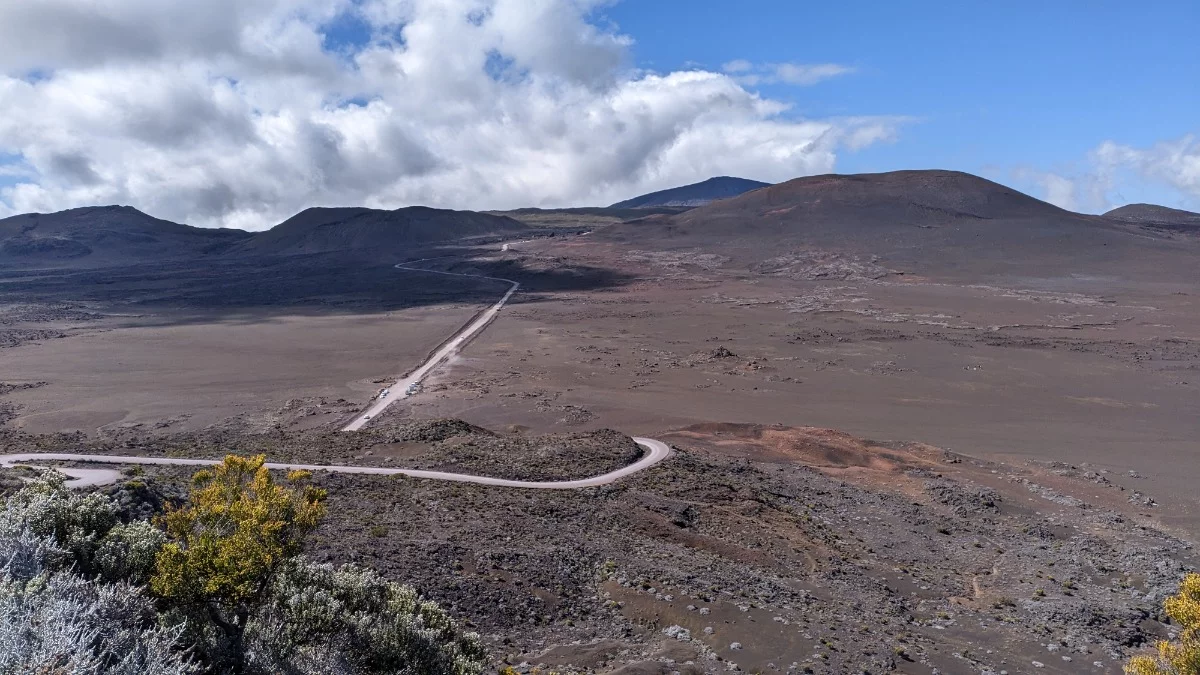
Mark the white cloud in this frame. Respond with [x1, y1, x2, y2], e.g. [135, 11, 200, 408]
[1093, 135, 1200, 202]
[721, 59, 753, 74]
[0, 0, 896, 229]
[1014, 134, 1200, 214]
[1013, 168, 1111, 213]
[721, 60, 857, 87]
[772, 63, 856, 86]
[1041, 173, 1082, 211]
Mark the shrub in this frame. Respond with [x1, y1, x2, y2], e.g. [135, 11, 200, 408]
[95, 520, 169, 584]
[0, 571, 197, 674]
[1126, 572, 1200, 675]
[3, 460, 492, 675]
[151, 455, 327, 672]
[245, 559, 488, 674]
[2, 472, 119, 575]
[0, 480, 194, 673]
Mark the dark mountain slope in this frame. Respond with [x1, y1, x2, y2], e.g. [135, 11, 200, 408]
[609, 176, 770, 209]
[230, 206, 528, 259]
[1104, 203, 1200, 230]
[603, 170, 1197, 282]
[0, 206, 250, 268]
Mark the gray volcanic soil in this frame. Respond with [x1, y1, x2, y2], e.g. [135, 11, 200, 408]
[385, 237, 1200, 540]
[0, 246, 632, 434]
[11, 421, 1193, 674]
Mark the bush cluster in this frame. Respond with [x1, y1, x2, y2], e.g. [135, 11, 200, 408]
[0, 461, 489, 674]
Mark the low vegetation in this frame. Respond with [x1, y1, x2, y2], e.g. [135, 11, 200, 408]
[0, 458, 489, 674]
[1126, 572, 1200, 675]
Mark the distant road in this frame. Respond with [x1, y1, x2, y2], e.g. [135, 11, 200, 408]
[1, 244, 673, 489]
[0, 438, 671, 489]
[341, 260, 520, 432]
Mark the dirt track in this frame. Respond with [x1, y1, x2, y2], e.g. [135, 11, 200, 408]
[0, 437, 669, 489]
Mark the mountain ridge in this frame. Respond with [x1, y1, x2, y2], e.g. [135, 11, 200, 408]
[0, 205, 251, 267]
[0, 204, 529, 268]
[609, 176, 771, 209]
[602, 169, 1197, 282]
[229, 205, 528, 259]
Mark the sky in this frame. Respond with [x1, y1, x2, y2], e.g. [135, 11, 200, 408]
[0, 0, 1196, 229]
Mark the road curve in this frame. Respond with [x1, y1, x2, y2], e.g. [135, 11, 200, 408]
[0, 438, 670, 490]
[342, 261, 520, 432]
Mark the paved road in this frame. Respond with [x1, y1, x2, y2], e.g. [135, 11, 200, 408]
[0, 438, 670, 489]
[342, 261, 520, 432]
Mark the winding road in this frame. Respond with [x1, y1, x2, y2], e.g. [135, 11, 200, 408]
[0, 438, 670, 490]
[1, 249, 672, 489]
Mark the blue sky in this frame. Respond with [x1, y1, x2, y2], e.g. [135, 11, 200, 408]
[598, 0, 1200, 209]
[0, 0, 1196, 226]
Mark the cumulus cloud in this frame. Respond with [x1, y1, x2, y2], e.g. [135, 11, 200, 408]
[1015, 134, 1200, 214]
[1093, 135, 1200, 202]
[1013, 168, 1111, 213]
[0, 0, 897, 229]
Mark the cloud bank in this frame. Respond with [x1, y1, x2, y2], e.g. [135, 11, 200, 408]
[0, 0, 900, 230]
[1093, 135, 1200, 204]
[1020, 135, 1200, 214]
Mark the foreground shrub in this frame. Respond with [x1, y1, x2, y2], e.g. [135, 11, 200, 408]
[95, 520, 168, 584]
[0, 572, 197, 674]
[2, 471, 119, 575]
[0, 479, 194, 673]
[1127, 572, 1200, 675]
[2, 461, 491, 674]
[152, 455, 327, 672]
[245, 559, 488, 674]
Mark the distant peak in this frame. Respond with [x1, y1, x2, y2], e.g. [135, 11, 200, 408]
[1104, 202, 1200, 227]
[610, 176, 772, 209]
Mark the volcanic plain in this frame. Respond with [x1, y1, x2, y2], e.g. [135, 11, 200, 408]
[2, 171, 1199, 674]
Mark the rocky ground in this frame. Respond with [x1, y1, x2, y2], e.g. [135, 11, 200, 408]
[4, 419, 1195, 674]
[0, 381, 45, 424]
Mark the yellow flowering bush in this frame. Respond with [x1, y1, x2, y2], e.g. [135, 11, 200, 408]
[151, 454, 326, 670]
[1127, 573, 1200, 675]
